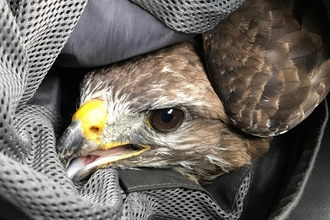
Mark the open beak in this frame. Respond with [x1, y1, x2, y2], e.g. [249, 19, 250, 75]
[57, 100, 150, 181]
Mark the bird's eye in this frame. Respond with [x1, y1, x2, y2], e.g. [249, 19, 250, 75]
[148, 108, 184, 132]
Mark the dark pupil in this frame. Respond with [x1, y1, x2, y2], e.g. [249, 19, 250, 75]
[161, 110, 173, 123]
[149, 108, 184, 132]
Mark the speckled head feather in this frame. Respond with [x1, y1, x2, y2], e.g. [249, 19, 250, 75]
[81, 42, 223, 118]
[59, 41, 269, 184]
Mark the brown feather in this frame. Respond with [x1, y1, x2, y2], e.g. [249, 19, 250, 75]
[203, 0, 330, 136]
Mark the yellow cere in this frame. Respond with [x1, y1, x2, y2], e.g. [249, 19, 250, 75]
[72, 99, 108, 140]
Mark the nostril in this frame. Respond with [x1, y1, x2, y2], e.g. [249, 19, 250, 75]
[72, 100, 107, 140]
[89, 126, 101, 134]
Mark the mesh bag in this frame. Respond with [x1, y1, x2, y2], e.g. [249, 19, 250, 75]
[121, 176, 250, 219]
[0, 0, 327, 219]
[130, 0, 245, 33]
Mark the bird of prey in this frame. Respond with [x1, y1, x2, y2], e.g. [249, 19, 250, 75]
[57, 41, 269, 184]
[57, 0, 330, 184]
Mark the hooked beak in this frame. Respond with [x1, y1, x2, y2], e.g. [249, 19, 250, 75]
[57, 100, 150, 181]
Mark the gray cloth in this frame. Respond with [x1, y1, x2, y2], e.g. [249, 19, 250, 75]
[56, 0, 245, 68]
[56, 0, 195, 68]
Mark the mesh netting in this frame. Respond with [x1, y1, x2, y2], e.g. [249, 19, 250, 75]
[130, 0, 245, 33]
[122, 174, 251, 220]
[0, 0, 252, 219]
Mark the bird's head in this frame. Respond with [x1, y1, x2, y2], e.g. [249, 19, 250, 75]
[57, 42, 269, 184]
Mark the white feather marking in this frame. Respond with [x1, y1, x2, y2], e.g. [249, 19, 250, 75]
[155, 151, 173, 156]
[161, 65, 172, 72]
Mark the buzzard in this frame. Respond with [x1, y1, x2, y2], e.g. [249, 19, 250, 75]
[57, 0, 330, 184]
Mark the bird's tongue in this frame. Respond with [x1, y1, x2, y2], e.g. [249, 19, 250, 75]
[81, 146, 133, 165]
[81, 155, 99, 165]
[65, 144, 144, 181]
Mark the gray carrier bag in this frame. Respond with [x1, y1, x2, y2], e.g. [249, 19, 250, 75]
[0, 0, 329, 219]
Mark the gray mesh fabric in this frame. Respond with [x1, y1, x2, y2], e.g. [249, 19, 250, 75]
[0, 0, 275, 219]
[0, 0, 121, 219]
[130, 0, 245, 33]
[122, 174, 251, 220]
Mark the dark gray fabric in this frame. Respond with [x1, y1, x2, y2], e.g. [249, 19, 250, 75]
[284, 98, 330, 220]
[268, 100, 328, 219]
[56, 0, 194, 68]
[204, 164, 253, 211]
[27, 68, 61, 112]
[119, 168, 251, 219]
[290, 129, 330, 220]
[119, 168, 205, 193]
